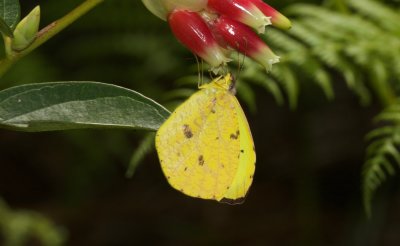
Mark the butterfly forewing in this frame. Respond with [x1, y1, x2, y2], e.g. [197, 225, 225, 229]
[156, 86, 241, 201]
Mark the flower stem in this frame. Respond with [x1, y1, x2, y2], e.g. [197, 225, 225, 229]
[0, 0, 104, 78]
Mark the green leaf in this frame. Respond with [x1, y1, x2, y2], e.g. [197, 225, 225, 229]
[0, 17, 13, 37]
[0, 82, 171, 132]
[0, 0, 20, 30]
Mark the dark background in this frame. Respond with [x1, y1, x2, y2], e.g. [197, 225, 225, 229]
[1, 0, 400, 245]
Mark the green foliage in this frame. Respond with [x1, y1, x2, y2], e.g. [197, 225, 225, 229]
[0, 199, 66, 246]
[238, 0, 399, 108]
[0, 0, 398, 221]
[0, 82, 170, 132]
[0, 0, 20, 32]
[363, 99, 400, 217]
[126, 132, 156, 177]
[12, 6, 40, 51]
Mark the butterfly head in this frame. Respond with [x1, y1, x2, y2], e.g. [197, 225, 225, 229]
[204, 73, 237, 95]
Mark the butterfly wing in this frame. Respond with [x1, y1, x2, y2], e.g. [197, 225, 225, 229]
[220, 96, 256, 204]
[156, 86, 242, 201]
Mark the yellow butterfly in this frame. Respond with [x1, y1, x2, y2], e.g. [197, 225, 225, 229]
[155, 73, 256, 204]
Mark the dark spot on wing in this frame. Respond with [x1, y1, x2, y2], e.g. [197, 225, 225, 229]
[253, 146, 255, 151]
[230, 130, 240, 140]
[198, 155, 205, 166]
[250, 175, 253, 179]
[227, 186, 230, 190]
[216, 136, 219, 140]
[184, 167, 188, 171]
[167, 176, 170, 179]
[240, 149, 244, 153]
[211, 108, 216, 113]
[183, 124, 193, 138]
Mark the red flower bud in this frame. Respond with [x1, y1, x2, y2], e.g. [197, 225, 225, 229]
[212, 15, 279, 71]
[168, 10, 230, 68]
[207, 0, 271, 33]
[249, 0, 291, 29]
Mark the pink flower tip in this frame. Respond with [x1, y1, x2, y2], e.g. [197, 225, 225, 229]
[250, 0, 292, 30]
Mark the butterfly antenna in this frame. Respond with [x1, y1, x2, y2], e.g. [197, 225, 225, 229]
[236, 38, 247, 81]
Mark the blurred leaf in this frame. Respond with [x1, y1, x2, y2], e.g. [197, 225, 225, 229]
[126, 133, 155, 178]
[0, 0, 20, 30]
[0, 198, 66, 246]
[237, 80, 257, 113]
[0, 82, 171, 132]
[271, 65, 299, 110]
[163, 88, 196, 101]
[240, 64, 284, 106]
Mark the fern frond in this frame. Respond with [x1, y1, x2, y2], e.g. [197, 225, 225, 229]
[287, 4, 382, 38]
[363, 99, 400, 216]
[266, 28, 307, 53]
[236, 80, 257, 113]
[368, 58, 394, 106]
[126, 133, 156, 178]
[348, 0, 400, 33]
[241, 65, 285, 106]
[299, 58, 334, 100]
[270, 65, 299, 109]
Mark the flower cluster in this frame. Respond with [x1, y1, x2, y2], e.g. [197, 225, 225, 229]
[142, 0, 291, 72]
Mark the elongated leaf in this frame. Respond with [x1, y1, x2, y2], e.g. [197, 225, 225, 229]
[0, 82, 171, 132]
[0, 0, 20, 30]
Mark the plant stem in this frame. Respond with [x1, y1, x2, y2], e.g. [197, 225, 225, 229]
[0, 0, 104, 78]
